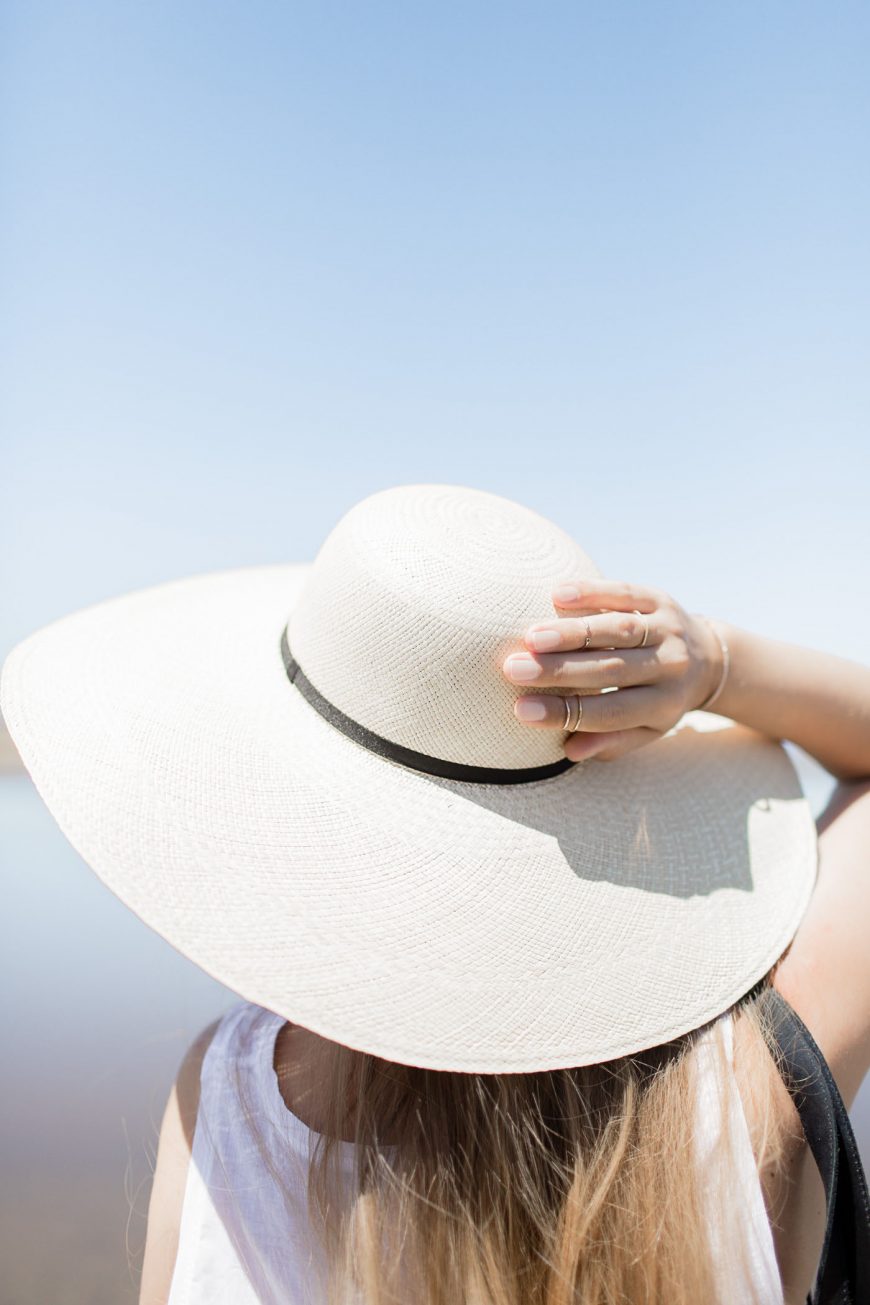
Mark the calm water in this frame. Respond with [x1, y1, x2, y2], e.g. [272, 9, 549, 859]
[0, 775, 237, 1305]
[2, 749, 869, 1304]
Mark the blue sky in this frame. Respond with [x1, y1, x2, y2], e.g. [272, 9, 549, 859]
[3, 1, 869, 662]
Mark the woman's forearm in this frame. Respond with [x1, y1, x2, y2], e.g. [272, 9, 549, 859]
[709, 620, 870, 782]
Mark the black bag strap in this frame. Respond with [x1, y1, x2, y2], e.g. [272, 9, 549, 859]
[754, 985, 870, 1305]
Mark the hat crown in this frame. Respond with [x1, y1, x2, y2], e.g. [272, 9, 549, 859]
[286, 484, 602, 769]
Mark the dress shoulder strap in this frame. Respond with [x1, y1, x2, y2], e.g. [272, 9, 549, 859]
[755, 985, 870, 1305]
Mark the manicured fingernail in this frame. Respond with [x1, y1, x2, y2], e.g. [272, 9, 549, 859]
[515, 698, 548, 721]
[527, 628, 561, 651]
[553, 584, 581, 603]
[504, 654, 541, 681]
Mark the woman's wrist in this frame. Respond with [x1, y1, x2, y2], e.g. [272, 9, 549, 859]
[693, 617, 731, 712]
[697, 621, 870, 782]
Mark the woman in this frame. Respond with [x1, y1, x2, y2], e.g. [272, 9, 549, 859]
[3, 484, 869, 1304]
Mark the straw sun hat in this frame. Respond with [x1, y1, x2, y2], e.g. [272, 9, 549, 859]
[1, 483, 817, 1073]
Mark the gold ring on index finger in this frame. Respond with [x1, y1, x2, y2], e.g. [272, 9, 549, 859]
[563, 694, 584, 732]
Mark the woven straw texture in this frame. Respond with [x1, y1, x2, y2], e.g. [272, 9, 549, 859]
[0, 483, 818, 1071]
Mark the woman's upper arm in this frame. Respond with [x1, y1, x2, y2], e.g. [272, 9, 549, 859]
[138, 1019, 221, 1305]
[773, 779, 870, 1110]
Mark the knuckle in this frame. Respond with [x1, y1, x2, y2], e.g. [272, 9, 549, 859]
[550, 658, 569, 683]
[599, 655, 627, 685]
[618, 615, 640, 642]
[659, 641, 690, 677]
[596, 693, 623, 729]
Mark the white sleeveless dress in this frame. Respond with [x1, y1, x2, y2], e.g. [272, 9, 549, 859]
[166, 1001, 785, 1305]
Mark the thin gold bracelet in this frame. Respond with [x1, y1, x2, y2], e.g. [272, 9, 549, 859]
[696, 618, 730, 711]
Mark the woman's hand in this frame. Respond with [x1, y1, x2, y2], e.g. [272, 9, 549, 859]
[502, 577, 726, 763]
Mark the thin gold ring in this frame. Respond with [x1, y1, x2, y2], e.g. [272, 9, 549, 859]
[633, 610, 649, 648]
[563, 694, 584, 732]
[581, 616, 592, 649]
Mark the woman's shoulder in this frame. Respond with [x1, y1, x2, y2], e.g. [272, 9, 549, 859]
[172, 999, 285, 1085]
[731, 1003, 825, 1305]
[138, 1002, 281, 1305]
[138, 1017, 224, 1304]
[772, 779, 870, 1111]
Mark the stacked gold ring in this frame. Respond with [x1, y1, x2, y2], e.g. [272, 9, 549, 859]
[565, 610, 647, 733]
[563, 694, 584, 732]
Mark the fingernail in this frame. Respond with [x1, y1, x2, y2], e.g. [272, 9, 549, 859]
[527, 628, 561, 651]
[515, 698, 548, 721]
[504, 654, 541, 681]
[553, 584, 581, 604]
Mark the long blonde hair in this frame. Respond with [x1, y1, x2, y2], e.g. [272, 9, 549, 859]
[263, 964, 796, 1305]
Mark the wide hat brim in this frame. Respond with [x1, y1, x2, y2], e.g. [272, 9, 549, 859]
[1, 563, 817, 1073]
